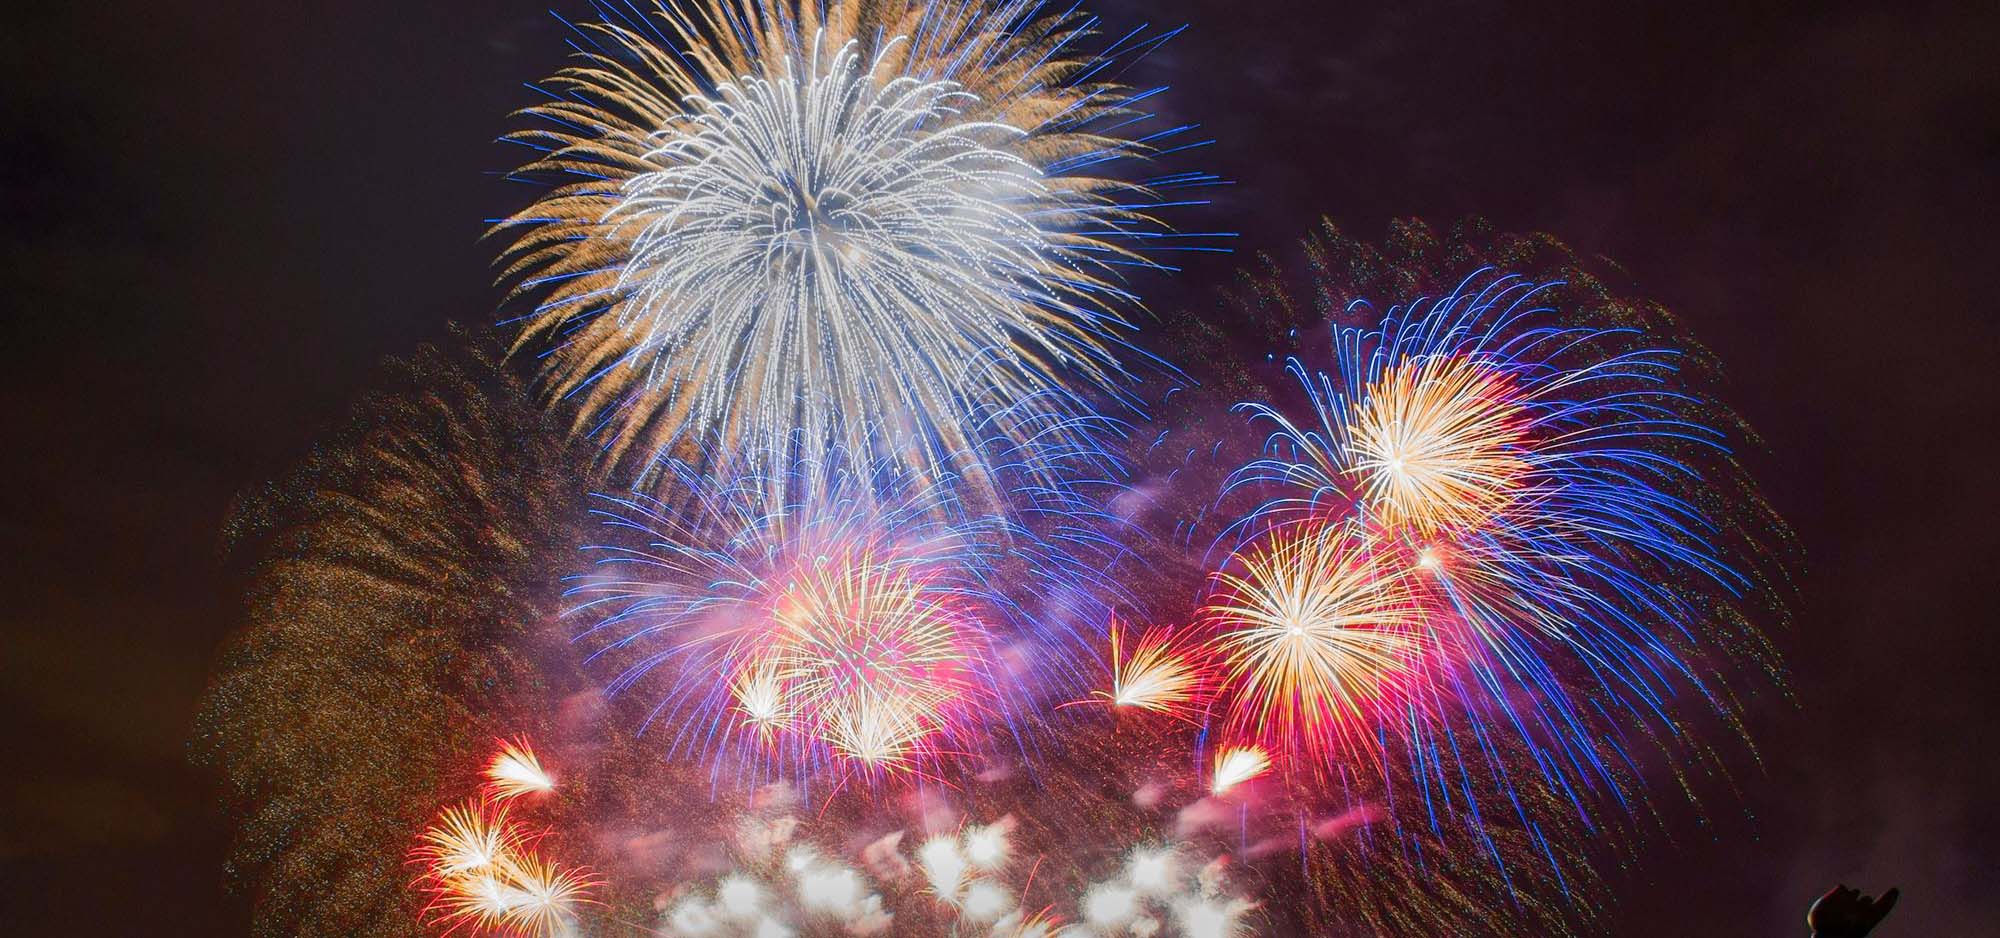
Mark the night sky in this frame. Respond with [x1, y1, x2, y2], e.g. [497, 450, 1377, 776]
[3, 1, 1995, 934]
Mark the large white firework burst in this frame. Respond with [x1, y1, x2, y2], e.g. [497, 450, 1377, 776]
[499, 0, 1211, 499]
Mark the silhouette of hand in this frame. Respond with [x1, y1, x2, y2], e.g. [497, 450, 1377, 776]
[1808, 884, 1899, 937]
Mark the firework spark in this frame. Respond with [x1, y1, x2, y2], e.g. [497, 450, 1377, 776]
[652, 796, 1247, 938]
[1225, 267, 1785, 828]
[585, 500, 983, 773]
[1210, 746, 1272, 795]
[1202, 521, 1423, 754]
[416, 800, 520, 879]
[499, 853, 596, 938]
[498, 0, 1217, 499]
[729, 658, 794, 741]
[919, 834, 971, 902]
[1175, 895, 1257, 938]
[963, 819, 1012, 871]
[414, 799, 594, 937]
[1095, 620, 1211, 720]
[573, 457, 1112, 777]
[192, 343, 592, 937]
[435, 872, 519, 932]
[486, 738, 556, 800]
[1127, 847, 1178, 894]
[1346, 354, 1530, 535]
[767, 545, 981, 769]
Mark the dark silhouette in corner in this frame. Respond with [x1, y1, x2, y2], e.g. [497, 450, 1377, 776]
[1810, 885, 1900, 937]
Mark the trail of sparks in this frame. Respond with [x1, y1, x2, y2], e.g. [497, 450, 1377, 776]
[485, 738, 555, 800]
[1210, 746, 1273, 795]
[1095, 619, 1212, 721]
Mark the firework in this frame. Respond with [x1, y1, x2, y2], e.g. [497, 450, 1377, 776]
[498, 854, 596, 938]
[728, 659, 793, 741]
[1223, 267, 1783, 823]
[415, 800, 594, 937]
[571, 455, 1113, 778]
[963, 818, 1013, 871]
[767, 543, 983, 769]
[1345, 353, 1531, 535]
[918, 834, 972, 902]
[970, 702, 1595, 936]
[498, 0, 1217, 500]
[486, 738, 556, 800]
[415, 741, 598, 938]
[1176, 899, 1256, 938]
[960, 879, 1015, 923]
[428, 872, 518, 934]
[416, 801, 522, 880]
[1201, 521, 1424, 756]
[1209, 746, 1271, 795]
[1092, 619, 1212, 720]
[192, 342, 591, 938]
[650, 794, 1250, 938]
[914, 820, 1015, 906]
[1127, 847, 1178, 895]
[658, 813, 894, 937]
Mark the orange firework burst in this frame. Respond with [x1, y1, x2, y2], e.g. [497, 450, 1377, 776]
[1093, 619, 1210, 720]
[1203, 521, 1425, 754]
[1211, 746, 1273, 795]
[436, 871, 520, 931]
[414, 801, 594, 936]
[416, 800, 522, 880]
[499, 853, 599, 938]
[1347, 354, 1530, 535]
[751, 545, 981, 771]
[415, 742, 593, 937]
[485, 738, 555, 800]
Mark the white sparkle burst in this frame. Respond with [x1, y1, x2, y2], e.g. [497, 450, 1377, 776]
[500, 0, 1208, 500]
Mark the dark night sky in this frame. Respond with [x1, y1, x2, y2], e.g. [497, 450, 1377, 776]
[2, 1, 1994, 935]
